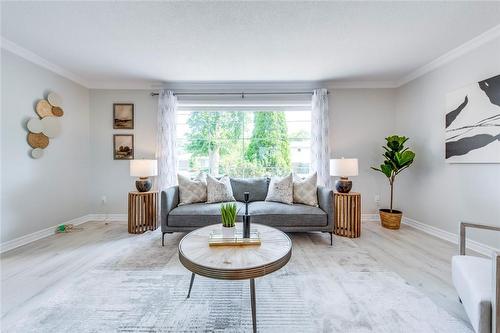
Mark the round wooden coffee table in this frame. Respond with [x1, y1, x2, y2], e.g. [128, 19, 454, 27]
[178, 223, 292, 333]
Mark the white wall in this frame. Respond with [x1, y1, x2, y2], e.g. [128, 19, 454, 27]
[88, 87, 395, 215]
[1, 67, 394, 242]
[330, 89, 396, 213]
[1, 50, 90, 242]
[395, 37, 500, 249]
[89, 90, 157, 214]
[6, 41, 497, 250]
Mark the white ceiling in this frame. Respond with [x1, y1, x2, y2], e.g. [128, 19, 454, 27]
[2, 1, 500, 88]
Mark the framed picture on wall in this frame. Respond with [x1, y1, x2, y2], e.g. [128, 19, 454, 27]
[445, 74, 500, 163]
[113, 134, 134, 160]
[113, 103, 134, 129]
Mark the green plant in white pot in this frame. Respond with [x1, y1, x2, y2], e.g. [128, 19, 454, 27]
[220, 202, 237, 238]
[371, 135, 415, 229]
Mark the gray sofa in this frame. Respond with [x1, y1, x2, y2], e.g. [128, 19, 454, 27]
[161, 177, 334, 246]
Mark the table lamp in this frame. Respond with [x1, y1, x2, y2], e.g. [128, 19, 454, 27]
[130, 159, 157, 192]
[330, 158, 358, 193]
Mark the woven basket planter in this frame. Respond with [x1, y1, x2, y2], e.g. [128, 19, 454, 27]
[379, 209, 403, 230]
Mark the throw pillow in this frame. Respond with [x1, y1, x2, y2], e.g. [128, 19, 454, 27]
[293, 172, 318, 207]
[177, 173, 207, 206]
[206, 174, 236, 203]
[265, 173, 293, 205]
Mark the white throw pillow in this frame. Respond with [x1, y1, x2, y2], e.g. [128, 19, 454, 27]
[177, 173, 207, 206]
[293, 172, 318, 207]
[206, 174, 236, 203]
[265, 173, 293, 205]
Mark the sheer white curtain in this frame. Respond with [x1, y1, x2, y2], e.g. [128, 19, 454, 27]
[311, 88, 332, 188]
[156, 90, 178, 194]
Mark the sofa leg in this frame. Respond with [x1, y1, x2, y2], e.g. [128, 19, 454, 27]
[458, 297, 462, 304]
[330, 232, 333, 246]
[162, 232, 166, 246]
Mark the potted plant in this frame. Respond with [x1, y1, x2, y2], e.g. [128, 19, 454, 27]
[220, 202, 237, 238]
[371, 135, 415, 229]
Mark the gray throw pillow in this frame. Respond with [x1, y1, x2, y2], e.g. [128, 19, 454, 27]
[177, 173, 207, 206]
[265, 173, 293, 205]
[293, 172, 318, 207]
[206, 174, 236, 203]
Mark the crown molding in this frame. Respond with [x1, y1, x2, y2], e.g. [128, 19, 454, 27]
[3, 22, 499, 90]
[152, 80, 398, 92]
[397, 23, 500, 87]
[327, 81, 398, 89]
[89, 80, 163, 90]
[1, 36, 90, 88]
[154, 80, 328, 91]
[0, 37, 396, 90]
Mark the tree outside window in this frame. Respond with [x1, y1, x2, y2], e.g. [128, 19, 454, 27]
[176, 110, 311, 178]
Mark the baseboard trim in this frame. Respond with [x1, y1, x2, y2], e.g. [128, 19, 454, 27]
[363, 214, 498, 257]
[87, 214, 128, 222]
[0, 215, 90, 253]
[3, 213, 496, 257]
[401, 217, 499, 257]
[0, 214, 129, 253]
[361, 214, 380, 222]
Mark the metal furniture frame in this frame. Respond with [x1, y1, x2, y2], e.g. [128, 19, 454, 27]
[458, 222, 500, 333]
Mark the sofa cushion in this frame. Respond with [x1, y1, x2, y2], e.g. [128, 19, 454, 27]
[177, 173, 207, 205]
[248, 201, 326, 227]
[293, 172, 318, 207]
[169, 202, 245, 227]
[452, 255, 492, 333]
[265, 173, 293, 205]
[230, 177, 269, 202]
[206, 174, 236, 203]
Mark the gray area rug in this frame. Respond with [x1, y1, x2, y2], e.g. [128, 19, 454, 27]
[5, 230, 471, 332]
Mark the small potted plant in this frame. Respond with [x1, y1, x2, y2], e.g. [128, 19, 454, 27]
[220, 202, 237, 238]
[372, 135, 415, 229]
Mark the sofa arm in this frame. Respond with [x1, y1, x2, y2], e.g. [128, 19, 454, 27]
[317, 185, 334, 230]
[161, 186, 179, 231]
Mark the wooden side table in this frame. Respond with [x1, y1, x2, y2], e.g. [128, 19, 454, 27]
[334, 192, 361, 238]
[128, 191, 158, 234]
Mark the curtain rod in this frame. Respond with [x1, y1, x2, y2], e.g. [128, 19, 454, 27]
[150, 91, 327, 97]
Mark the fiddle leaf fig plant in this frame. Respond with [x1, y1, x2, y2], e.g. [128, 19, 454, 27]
[372, 135, 415, 212]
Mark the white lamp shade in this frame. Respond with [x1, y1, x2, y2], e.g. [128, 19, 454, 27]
[130, 160, 157, 177]
[330, 158, 358, 177]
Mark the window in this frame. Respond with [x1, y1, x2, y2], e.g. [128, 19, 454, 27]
[176, 109, 311, 178]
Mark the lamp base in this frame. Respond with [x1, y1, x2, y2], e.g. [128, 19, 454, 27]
[335, 177, 352, 193]
[136, 177, 152, 192]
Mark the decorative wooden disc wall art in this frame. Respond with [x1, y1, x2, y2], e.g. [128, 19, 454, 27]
[26, 91, 64, 159]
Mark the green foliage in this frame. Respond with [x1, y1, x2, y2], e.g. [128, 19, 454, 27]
[245, 112, 291, 175]
[185, 111, 247, 175]
[186, 111, 244, 157]
[220, 203, 237, 227]
[220, 156, 268, 177]
[372, 135, 415, 180]
[184, 111, 295, 177]
[371, 135, 415, 211]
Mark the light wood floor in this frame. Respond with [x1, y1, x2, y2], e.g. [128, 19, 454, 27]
[357, 221, 473, 326]
[1, 220, 472, 329]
